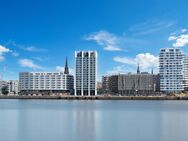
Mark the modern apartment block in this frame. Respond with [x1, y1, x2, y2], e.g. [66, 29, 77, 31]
[8, 80, 19, 94]
[159, 48, 184, 93]
[75, 51, 97, 96]
[183, 55, 188, 90]
[19, 59, 74, 95]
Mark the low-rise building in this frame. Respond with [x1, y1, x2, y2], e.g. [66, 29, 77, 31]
[118, 73, 160, 95]
[19, 58, 74, 95]
[102, 66, 160, 95]
[8, 80, 19, 94]
[102, 75, 109, 93]
[108, 75, 119, 94]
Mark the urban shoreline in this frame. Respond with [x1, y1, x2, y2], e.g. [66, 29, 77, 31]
[0, 95, 188, 100]
[3, 49, 188, 97]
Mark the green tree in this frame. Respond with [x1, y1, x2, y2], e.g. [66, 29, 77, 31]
[1, 86, 9, 95]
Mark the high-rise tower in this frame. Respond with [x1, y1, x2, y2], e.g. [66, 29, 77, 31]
[75, 51, 97, 96]
[159, 48, 184, 93]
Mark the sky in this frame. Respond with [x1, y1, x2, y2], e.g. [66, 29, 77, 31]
[0, 0, 188, 81]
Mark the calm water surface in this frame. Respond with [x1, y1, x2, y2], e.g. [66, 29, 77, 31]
[0, 100, 188, 141]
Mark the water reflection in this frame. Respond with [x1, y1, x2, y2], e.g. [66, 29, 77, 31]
[160, 101, 188, 141]
[1, 100, 188, 141]
[73, 110, 96, 141]
[15, 100, 96, 141]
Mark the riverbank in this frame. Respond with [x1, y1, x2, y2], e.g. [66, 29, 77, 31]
[0, 95, 188, 100]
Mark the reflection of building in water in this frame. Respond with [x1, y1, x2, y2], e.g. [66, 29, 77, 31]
[16, 101, 97, 141]
[74, 110, 96, 141]
[160, 102, 188, 141]
[17, 102, 77, 141]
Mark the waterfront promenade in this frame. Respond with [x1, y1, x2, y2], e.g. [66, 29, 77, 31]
[0, 95, 188, 100]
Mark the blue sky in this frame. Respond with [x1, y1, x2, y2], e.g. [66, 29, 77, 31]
[0, 0, 188, 80]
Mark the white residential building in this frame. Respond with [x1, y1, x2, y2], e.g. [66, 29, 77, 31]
[8, 80, 19, 94]
[75, 51, 97, 96]
[183, 55, 188, 90]
[159, 48, 184, 93]
[19, 72, 74, 94]
[19, 58, 74, 95]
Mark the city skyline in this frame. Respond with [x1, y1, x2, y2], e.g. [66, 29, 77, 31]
[1, 0, 188, 81]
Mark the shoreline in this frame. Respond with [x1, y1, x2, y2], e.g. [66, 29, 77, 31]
[0, 95, 188, 100]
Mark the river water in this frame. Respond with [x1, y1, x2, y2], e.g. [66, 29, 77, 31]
[0, 100, 188, 141]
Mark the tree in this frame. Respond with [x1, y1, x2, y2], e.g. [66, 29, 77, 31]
[1, 86, 9, 95]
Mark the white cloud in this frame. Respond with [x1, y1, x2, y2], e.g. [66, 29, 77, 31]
[0, 45, 12, 62]
[9, 41, 47, 52]
[56, 66, 64, 72]
[114, 56, 136, 65]
[107, 65, 129, 74]
[0, 45, 11, 54]
[173, 34, 188, 47]
[168, 29, 188, 47]
[170, 28, 187, 36]
[84, 30, 149, 51]
[12, 52, 19, 57]
[130, 20, 175, 35]
[168, 36, 177, 41]
[114, 53, 158, 69]
[135, 53, 159, 69]
[19, 59, 43, 70]
[32, 57, 48, 62]
[0, 56, 5, 62]
[20, 46, 47, 52]
[56, 66, 75, 75]
[84, 30, 121, 51]
[181, 29, 187, 33]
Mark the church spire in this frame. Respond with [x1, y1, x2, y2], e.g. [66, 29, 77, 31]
[137, 64, 140, 74]
[151, 68, 153, 74]
[64, 57, 69, 74]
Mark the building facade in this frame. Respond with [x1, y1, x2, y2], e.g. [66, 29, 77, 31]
[19, 58, 74, 95]
[159, 48, 184, 93]
[8, 80, 19, 94]
[108, 75, 119, 94]
[102, 65, 160, 95]
[19, 72, 74, 94]
[183, 55, 188, 90]
[102, 75, 110, 93]
[75, 51, 97, 96]
[118, 73, 160, 95]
